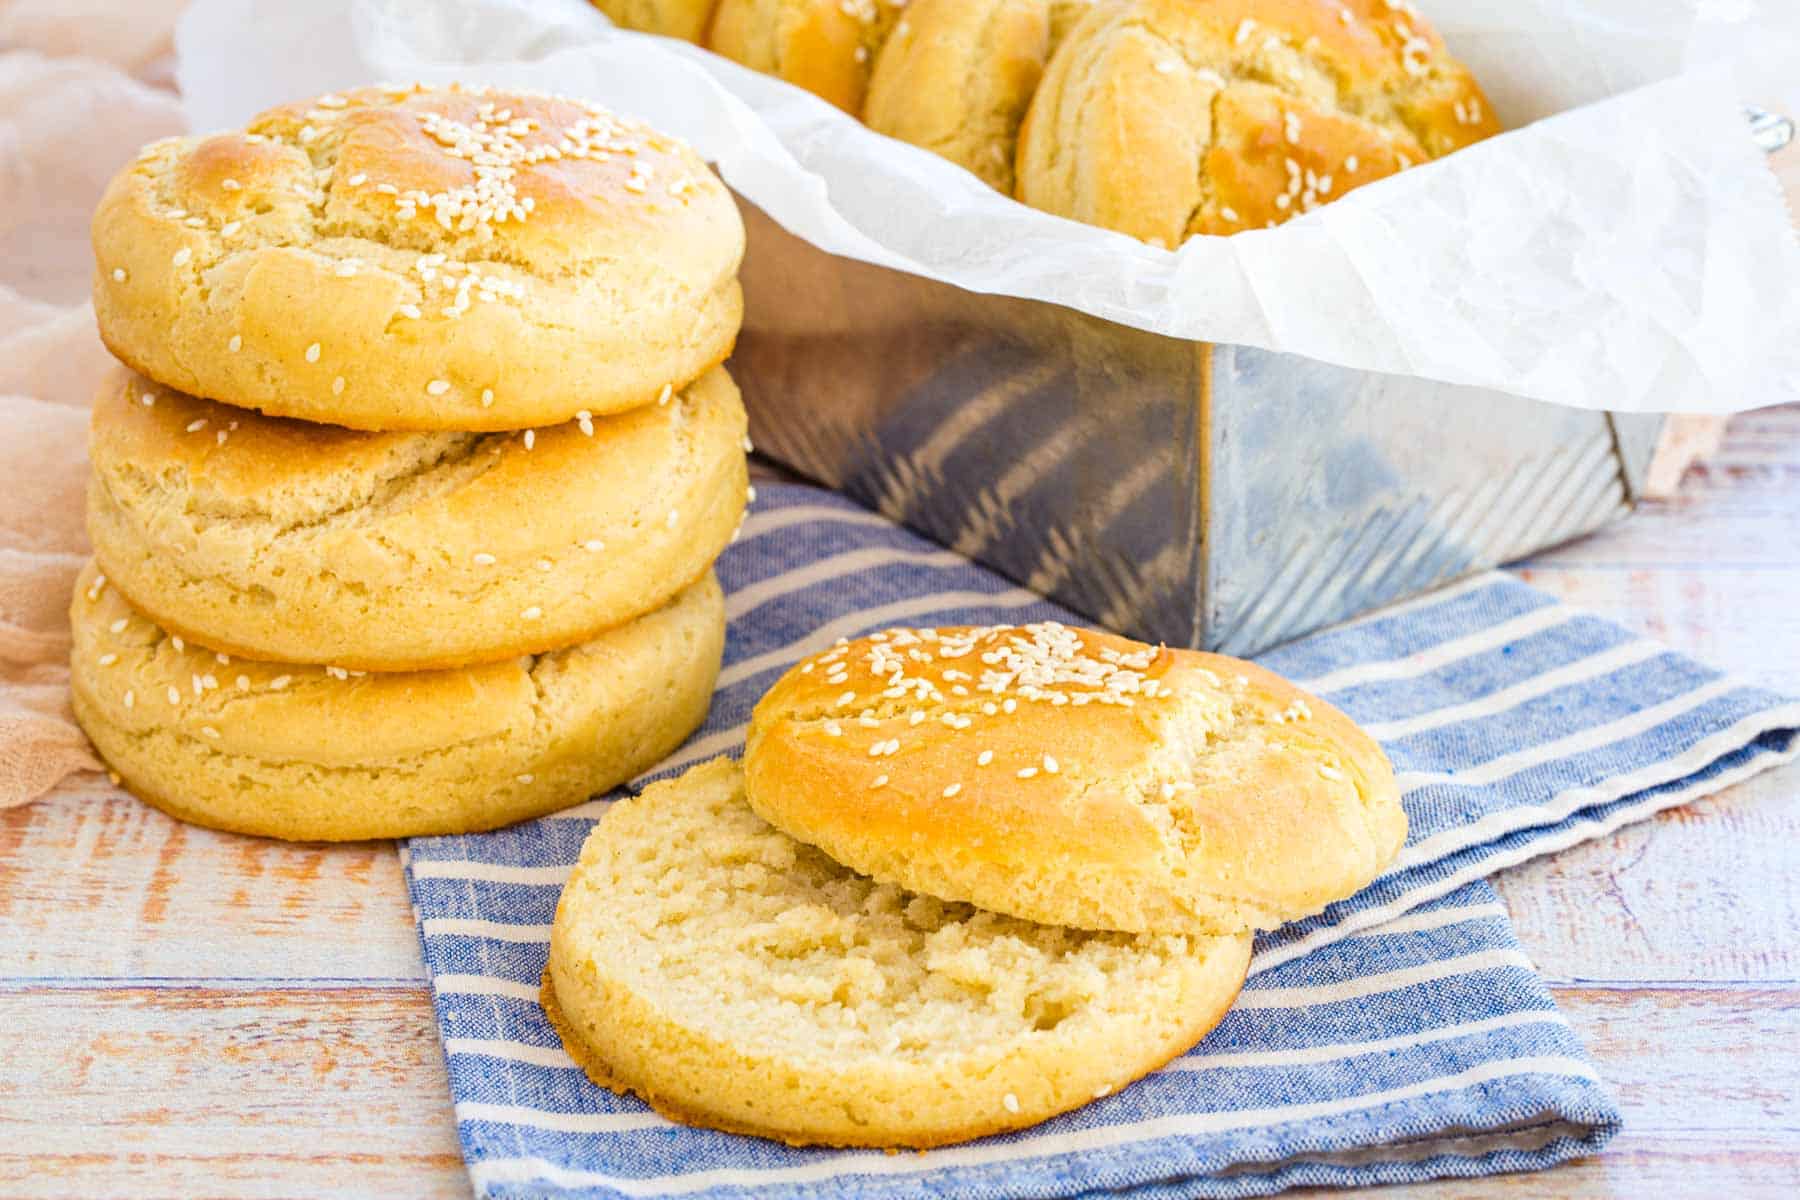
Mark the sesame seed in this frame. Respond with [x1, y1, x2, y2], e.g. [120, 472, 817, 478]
[227, 333, 245, 354]
[201, 725, 221, 739]
[326, 666, 349, 680]
[172, 247, 192, 266]
[171, 636, 185, 651]
[141, 392, 155, 406]
[270, 675, 291, 690]
[185, 419, 207, 433]
[473, 552, 497, 566]
[221, 178, 241, 191]
[166, 686, 181, 705]
[398, 304, 423, 320]
[112, 268, 127, 282]
[237, 675, 250, 690]
[1155, 58, 1179, 74]
[977, 750, 993, 766]
[836, 691, 856, 707]
[1345, 155, 1359, 173]
[582, 539, 604, 552]
[1094, 1084, 1112, 1098]
[1319, 764, 1346, 781]
[1043, 755, 1060, 773]
[303, 342, 321, 363]
[216, 430, 228, 446]
[123, 690, 134, 709]
[332, 376, 346, 395]
[426, 379, 451, 395]
[480, 388, 495, 407]
[942, 783, 962, 798]
[656, 383, 672, 406]
[523, 430, 536, 450]
[666, 509, 678, 529]
[746, 485, 758, 504]
[516, 773, 534, 784]
[109, 618, 128, 634]
[1003, 1093, 1020, 1114]
[871, 774, 889, 788]
[347, 172, 368, 186]
[521, 606, 543, 620]
[98, 653, 118, 667]
[1234, 18, 1255, 45]
[221, 220, 241, 236]
[1017, 766, 1039, 779]
[824, 721, 842, 737]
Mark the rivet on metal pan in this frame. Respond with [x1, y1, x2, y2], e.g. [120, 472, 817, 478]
[1747, 106, 1795, 154]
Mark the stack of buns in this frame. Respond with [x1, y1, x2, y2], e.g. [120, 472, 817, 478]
[70, 84, 751, 841]
[597, 0, 1500, 241]
[545, 621, 1406, 1147]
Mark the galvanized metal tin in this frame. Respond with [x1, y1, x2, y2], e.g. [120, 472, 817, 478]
[728, 200, 1664, 655]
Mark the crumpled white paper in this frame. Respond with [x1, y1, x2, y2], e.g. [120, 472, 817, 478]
[173, 0, 1800, 414]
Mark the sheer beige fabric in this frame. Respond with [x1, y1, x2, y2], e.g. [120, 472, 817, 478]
[0, 35, 183, 807]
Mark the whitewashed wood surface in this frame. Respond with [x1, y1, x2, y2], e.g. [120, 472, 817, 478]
[2, 405, 1796, 1199]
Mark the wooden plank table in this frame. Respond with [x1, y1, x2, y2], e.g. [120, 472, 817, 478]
[2, 407, 1796, 1198]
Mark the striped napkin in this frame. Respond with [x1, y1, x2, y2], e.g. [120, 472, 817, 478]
[403, 484, 1799, 1199]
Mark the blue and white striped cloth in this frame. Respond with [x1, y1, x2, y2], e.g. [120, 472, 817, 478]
[403, 484, 1799, 1199]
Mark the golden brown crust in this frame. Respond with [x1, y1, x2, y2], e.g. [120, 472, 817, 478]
[706, 0, 909, 114]
[91, 84, 744, 430]
[543, 758, 1253, 1148]
[86, 366, 748, 671]
[865, 0, 1092, 192]
[593, 0, 720, 40]
[744, 622, 1406, 934]
[69, 563, 726, 841]
[1016, 0, 1499, 243]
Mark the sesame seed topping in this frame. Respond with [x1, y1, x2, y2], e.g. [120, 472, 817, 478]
[216, 430, 228, 446]
[656, 383, 672, 406]
[976, 750, 994, 766]
[347, 172, 368, 186]
[186, 419, 208, 433]
[666, 509, 679, 529]
[111, 268, 127, 282]
[942, 783, 962, 798]
[237, 675, 250, 690]
[1154, 58, 1179, 74]
[171, 636, 185, 651]
[228, 334, 243, 353]
[523, 430, 536, 450]
[221, 178, 241, 191]
[1319, 764, 1346, 781]
[123, 690, 134, 709]
[1017, 766, 1039, 779]
[109, 618, 128, 634]
[473, 552, 497, 566]
[326, 666, 349, 680]
[172, 247, 192, 266]
[480, 388, 495, 407]
[167, 686, 181, 705]
[1234, 18, 1255, 45]
[98, 653, 118, 666]
[582, 539, 604, 552]
[140, 392, 156, 406]
[517, 773, 535, 784]
[1003, 1093, 1020, 1114]
[836, 691, 856, 708]
[201, 725, 221, 739]
[871, 774, 888, 788]
[332, 376, 346, 395]
[824, 721, 842, 737]
[521, 606, 543, 620]
[426, 379, 451, 396]
[1043, 755, 1059, 774]
[270, 675, 291, 690]
[221, 220, 241, 236]
[398, 304, 423, 320]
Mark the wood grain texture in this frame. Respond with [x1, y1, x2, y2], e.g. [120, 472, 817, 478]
[0, 780, 423, 983]
[0, 986, 466, 1200]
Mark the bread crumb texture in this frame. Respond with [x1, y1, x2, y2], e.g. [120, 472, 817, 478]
[745, 621, 1406, 933]
[1017, 0, 1500, 243]
[87, 365, 747, 670]
[68, 561, 725, 840]
[91, 82, 743, 430]
[547, 758, 1252, 1147]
